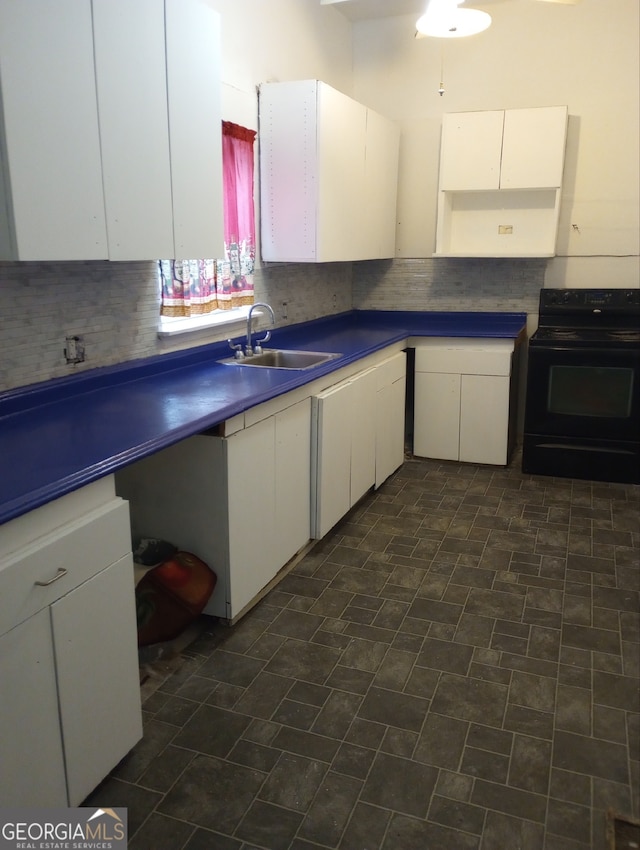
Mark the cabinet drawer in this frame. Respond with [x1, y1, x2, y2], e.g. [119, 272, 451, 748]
[0, 498, 131, 636]
[244, 384, 309, 428]
[414, 342, 512, 376]
[0, 476, 118, 560]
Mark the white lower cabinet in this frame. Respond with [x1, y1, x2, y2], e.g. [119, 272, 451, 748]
[222, 398, 311, 618]
[0, 610, 68, 806]
[53, 555, 142, 805]
[0, 479, 142, 807]
[459, 374, 512, 465]
[350, 368, 379, 503]
[116, 397, 311, 622]
[375, 352, 407, 487]
[413, 340, 516, 466]
[312, 367, 377, 539]
[273, 399, 313, 570]
[415, 371, 460, 462]
[312, 351, 406, 538]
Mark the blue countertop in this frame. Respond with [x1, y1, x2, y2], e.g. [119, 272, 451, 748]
[0, 310, 526, 526]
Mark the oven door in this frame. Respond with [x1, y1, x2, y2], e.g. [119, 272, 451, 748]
[524, 344, 639, 443]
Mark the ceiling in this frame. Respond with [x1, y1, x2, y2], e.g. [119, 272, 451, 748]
[319, 0, 510, 21]
[320, 0, 429, 20]
[320, 0, 581, 21]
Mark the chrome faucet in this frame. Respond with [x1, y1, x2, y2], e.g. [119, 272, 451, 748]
[246, 302, 276, 356]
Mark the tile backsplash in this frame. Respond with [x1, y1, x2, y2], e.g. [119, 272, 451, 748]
[352, 257, 545, 314]
[0, 257, 544, 392]
[0, 260, 352, 392]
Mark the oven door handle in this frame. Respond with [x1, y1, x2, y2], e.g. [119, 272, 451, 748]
[537, 443, 636, 456]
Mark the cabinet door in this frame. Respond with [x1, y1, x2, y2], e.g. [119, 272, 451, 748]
[93, 0, 174, 260]
[414, 372, 460, 460]
[53, 555, 142, 805]
[500, 106, 568, 189]
[360, 108, 400, 260]
[0, 0, 107, 260]
[166, 0, 224, 259]
[459, 375, 511, 465]
[376, 374, 406, 488]
[259, 80, 319, 262]
[226, 418, 278, 617]
[0, 610, 67, 806]
[312, 381, 353, 538]
[317, 83, 367, 261]
[349, 368, 378, 505]
[439, 111, 504, 191]
[274, 400, 311, 570]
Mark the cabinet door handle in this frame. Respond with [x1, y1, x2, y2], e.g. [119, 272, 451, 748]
[34, 568, 68, 587]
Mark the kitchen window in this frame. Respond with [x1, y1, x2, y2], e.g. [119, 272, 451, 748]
[158, 122, 257, 337]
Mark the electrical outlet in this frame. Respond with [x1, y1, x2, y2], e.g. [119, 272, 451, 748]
[282, 301, 288, 320]
[65, 335, 85, 364]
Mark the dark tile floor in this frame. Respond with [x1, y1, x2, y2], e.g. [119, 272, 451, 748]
[87, 451, 640, 850]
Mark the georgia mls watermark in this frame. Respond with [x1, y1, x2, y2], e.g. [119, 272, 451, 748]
[0, 808, 127, 850]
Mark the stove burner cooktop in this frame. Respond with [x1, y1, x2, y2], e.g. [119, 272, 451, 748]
[531, 326, 640, 347]
[610, 329, 640, 342]
[533, 288, 640, 349]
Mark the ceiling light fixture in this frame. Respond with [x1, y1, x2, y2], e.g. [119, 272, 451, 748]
[416, 0, 492, 38]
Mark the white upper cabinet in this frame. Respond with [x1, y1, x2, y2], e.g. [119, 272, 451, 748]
[0, 0, 108, 260]
[93, 0, 174, 260]
[259, 80, 400, 262]
[94, 0, 223, 260]
[361, 108, 402, 259]
[165, 0, 223, 260]
[500, 107, 568, 189]
[439, 110, 504, 192]
[435, 105, 568, 257]
[0, 0, 223, 262]
[316, 84, 368, 262]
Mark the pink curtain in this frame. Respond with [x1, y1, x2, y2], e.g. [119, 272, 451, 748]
[160, 122, 256, 317]
[216, 122, 257, 311]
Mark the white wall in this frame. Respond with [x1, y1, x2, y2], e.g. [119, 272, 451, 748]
[352, 0, 640, 288]
[210, 0, 353, 128]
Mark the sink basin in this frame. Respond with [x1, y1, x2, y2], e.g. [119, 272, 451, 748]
[223, 349, 340, 370]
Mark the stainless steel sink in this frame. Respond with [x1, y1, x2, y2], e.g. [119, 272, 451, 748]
[222, 349, 340, 370]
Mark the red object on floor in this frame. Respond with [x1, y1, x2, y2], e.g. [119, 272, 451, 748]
[135, 551, 217, 646]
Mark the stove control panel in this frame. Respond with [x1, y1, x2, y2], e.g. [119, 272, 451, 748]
[540, 288, 640, 313]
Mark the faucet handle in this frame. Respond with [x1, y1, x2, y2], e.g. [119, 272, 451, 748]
[253, 330, 271, 355]
[227, 339, 245, 360]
